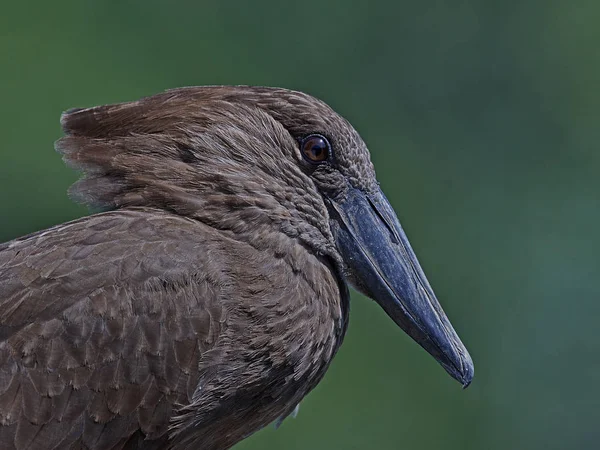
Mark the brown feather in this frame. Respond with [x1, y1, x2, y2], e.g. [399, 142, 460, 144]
[0, 208, 346, 449]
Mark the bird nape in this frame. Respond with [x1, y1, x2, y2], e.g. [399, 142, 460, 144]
[0, 86, 473, 450]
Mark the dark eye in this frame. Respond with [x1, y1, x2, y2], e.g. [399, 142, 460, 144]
[300, 134, 331, 163]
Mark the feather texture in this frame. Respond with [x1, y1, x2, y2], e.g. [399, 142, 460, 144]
[0, 209, 346, 449]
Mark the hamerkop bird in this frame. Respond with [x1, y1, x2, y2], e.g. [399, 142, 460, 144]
[0, 86, 473, 449]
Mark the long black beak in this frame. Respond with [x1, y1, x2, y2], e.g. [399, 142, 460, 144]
[329, 187, 474, 387]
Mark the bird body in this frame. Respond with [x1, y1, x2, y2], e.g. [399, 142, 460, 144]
[0, 208, 345, 449]
[0, 86, 472, 449]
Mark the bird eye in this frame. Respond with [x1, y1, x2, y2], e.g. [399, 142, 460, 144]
[301, 134, 331, 163]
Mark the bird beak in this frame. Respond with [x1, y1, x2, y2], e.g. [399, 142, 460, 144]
[329, 187, 474, 387]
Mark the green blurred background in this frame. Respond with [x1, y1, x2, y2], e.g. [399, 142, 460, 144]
[1, 1, 599, 449]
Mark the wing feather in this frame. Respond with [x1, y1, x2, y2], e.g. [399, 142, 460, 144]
[0, 209, 228, 449]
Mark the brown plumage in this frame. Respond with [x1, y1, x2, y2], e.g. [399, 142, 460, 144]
[0, 86, 473, 449]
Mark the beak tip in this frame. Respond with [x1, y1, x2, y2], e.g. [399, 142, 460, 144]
[461, 371, 473, 389]
[442, 348, 474, 388]
[458, 353, 474, 389]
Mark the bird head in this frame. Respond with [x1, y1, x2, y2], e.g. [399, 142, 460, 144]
[57, 86, 473, 386]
